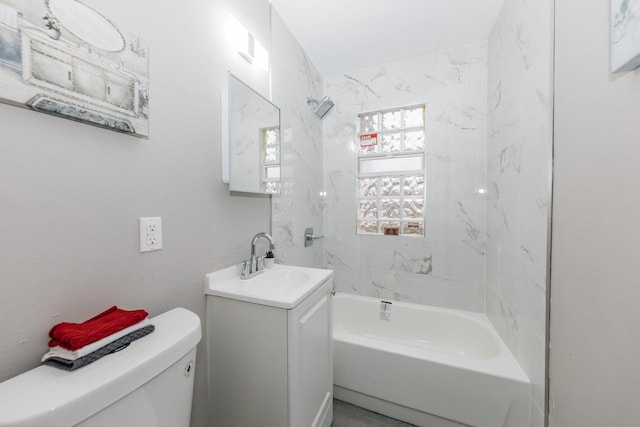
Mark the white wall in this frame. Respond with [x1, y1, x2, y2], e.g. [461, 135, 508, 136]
[322, 43, 488, 311]
[0, 1, 273, 426]
[550, 0, 640, 425]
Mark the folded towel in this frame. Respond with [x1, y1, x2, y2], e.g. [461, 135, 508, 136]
[43, 325, 155, 371]
[48, 306, 148, 351]
[42, 318, 151, 361]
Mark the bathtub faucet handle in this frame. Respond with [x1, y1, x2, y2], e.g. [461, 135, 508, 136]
[304, 227, 324, 247]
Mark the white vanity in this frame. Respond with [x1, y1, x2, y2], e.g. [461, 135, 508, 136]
[204, 263, 334, 427]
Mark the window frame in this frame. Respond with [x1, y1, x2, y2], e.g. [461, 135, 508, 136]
[356, 104, 427, 237]
[260, 126, 280, 194]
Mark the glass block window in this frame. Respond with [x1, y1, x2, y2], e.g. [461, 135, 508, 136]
[357, 105, 425, 236]
[261, 127, 280, 194]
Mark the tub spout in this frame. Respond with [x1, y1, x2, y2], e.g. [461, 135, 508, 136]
[380, 300, 392, 321]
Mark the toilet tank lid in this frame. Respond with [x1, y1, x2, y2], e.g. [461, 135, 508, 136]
[0, 307, 202, 427]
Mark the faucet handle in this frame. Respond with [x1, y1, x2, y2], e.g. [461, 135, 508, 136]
[240, 260, 251, 278]
[304, 227, 324, 247]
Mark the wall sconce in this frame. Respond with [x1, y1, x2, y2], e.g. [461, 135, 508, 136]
[228, 14, 269, 72]
[254, 40, 268, 72]
[239, 32, 255, 64]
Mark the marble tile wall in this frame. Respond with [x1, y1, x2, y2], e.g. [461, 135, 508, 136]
[270, 4, 550, 423]
[270, 9, 324, 267]
[486, 0, 553, 425]
[323, 43, 488, 312]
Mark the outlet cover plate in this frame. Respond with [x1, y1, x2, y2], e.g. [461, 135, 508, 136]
[139, 217, 162, 252]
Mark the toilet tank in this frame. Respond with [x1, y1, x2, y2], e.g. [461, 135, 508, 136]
[0, 307, 201, 427]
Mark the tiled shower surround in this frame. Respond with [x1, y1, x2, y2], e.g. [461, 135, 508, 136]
[270, 2, 550, 425]
[322, 42, 489, 312]
[321, 1, 551, 423]
[486, 0, 553, 425]
[270, 10, 324, 267]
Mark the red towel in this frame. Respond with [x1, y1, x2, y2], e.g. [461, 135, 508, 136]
[48, 306, 148, 351]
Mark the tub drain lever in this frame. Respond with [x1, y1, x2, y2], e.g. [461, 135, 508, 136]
[380, 300, 392, 321]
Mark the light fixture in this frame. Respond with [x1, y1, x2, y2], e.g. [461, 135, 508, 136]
[254, 39, 269, 72]
[228, 14, 268, 71]
[228, 14, 252, 63]
[239, 32, 255, 64]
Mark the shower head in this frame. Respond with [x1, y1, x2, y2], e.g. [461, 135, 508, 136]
[307, 96, 335, 119]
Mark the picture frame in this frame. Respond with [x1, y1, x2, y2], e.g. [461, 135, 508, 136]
[612, 0, 640, 73]
[0, 0, 149, 137]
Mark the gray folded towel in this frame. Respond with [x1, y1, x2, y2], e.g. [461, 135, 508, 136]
[43, 325, 155, 371]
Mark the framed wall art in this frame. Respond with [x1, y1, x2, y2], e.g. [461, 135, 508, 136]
[0, 0, 149, 137]
[612, 0, 640, 73]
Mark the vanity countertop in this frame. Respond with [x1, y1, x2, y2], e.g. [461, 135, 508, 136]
[204, 263, 333, 309]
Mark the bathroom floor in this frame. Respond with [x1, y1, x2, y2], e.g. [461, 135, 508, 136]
[332, 400, 416, 427]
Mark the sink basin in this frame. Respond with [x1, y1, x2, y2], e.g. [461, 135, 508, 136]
[241, 269, 309, 296]
[204, 263, 333, 309]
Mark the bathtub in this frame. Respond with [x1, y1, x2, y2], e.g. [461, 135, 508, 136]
[333, 293, 530, 427]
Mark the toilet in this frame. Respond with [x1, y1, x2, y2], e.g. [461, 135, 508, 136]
[0, 307, 201, 427]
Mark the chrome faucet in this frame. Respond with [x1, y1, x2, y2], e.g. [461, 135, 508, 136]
[240, 232, 275, 279]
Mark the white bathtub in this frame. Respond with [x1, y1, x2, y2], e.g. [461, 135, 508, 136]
[333, 293, 530, 427]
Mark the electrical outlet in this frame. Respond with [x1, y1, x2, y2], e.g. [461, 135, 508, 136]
[139, 217, 162, 252]
[146, 222, 158, 245]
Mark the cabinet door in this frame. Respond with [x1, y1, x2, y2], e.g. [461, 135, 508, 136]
[289, 281, 333, 427]
[30, 44, 73, 90]
[106, 74, 135, 111]
[74, 59, 106, 101]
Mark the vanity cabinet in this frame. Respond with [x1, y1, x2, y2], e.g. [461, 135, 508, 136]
[205, 270, 333, 427]
[23, 29, 138, 114]
[30, 40, 74, 90]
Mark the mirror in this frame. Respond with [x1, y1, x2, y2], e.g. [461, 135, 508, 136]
[227, 73, 280, 194]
